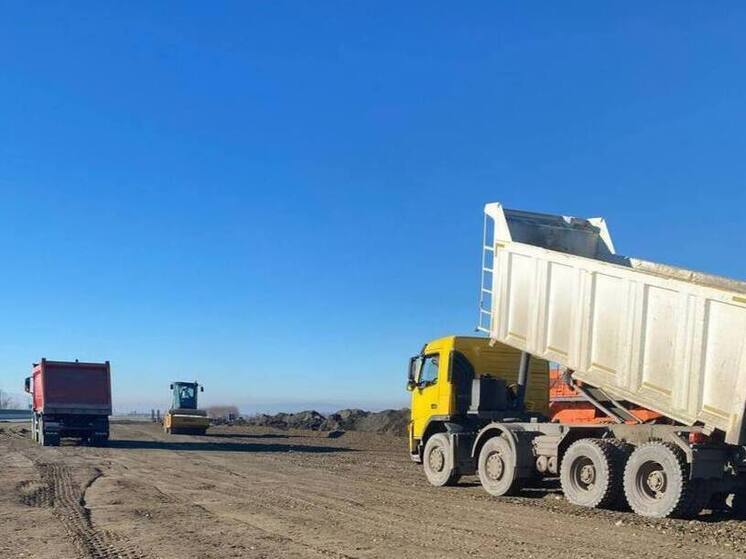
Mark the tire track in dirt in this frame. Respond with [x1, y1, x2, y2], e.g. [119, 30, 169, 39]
[190, 501, 359, 559]
[154, 443, 572, 558]
[18, 462, 150, 559]
[165, 434, 741, 559]
[25, 423, 742, 559]
[107, 428, 369, 558]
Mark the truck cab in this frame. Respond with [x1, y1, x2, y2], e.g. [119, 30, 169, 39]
[407, 336, 549, 473]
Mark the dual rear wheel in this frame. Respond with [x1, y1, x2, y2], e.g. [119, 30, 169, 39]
[622, 442, 709, 518]
[561, 439, 708, 518]
[560, 438, 627, 509]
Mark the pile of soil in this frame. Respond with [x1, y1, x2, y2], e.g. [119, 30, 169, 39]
[240, 408, 410, 436]
[242, 410, 327, 431]
[321, 409, 410, 436]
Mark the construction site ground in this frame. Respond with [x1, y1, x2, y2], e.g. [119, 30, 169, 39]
[1, 421, 745, 559]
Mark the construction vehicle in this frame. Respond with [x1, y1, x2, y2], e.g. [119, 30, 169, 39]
[24, 359, 111, 446]
[409, 203, 746, 518]
[163, 381, 210, 435]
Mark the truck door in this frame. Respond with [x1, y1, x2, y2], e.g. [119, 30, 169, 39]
[410, 352, 443, 440]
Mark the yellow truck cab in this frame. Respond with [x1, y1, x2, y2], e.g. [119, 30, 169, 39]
[407, 336, 548, 486]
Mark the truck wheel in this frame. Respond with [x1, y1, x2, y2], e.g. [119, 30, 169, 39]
[478, 435, 521, 496]
[560, 439, 623, 509]
[423, 433, 461, 487]
[90, 435, 109, 447]
[40, 431, 59, 447]
[623, 442, 706, 518]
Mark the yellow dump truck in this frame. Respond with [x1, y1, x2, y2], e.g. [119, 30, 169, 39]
[407, 203, 746, 519]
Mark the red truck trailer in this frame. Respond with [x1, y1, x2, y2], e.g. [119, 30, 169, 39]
[24, 359, 112, 446]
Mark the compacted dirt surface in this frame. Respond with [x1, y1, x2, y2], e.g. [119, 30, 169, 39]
[2, 421, 746, 559]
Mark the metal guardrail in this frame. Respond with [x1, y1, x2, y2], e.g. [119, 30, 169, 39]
[0, 409, 32, 421]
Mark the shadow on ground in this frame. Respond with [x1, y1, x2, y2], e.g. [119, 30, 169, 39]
[453, 478, 562, 496]
[106, 439, 355, 453]
[518, 478, 562, 498]
[202, 433, 291, 440]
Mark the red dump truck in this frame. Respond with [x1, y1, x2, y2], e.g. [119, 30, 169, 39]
[24, 359, 112, 446]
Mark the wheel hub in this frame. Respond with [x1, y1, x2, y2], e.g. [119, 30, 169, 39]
[646, 470, 666, 494]
[579, 464, 596, 485]
[429, 447, 445, 472]
[486, 452, 505, 481]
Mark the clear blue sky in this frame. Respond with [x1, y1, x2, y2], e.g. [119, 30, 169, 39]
[1, 3, 744, 413]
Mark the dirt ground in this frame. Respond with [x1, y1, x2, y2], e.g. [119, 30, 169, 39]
[1, 421, 745, 559]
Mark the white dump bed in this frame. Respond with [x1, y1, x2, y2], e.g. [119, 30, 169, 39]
[478, 203, 746, 444]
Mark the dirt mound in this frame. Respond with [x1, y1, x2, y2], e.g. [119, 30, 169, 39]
[318, 409, 368, 431]
[243, 410, 327, 431]
[241, 408, 410, 436]
[321, 409, 409, 436]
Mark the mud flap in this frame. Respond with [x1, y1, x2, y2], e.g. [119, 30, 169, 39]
[690, 446, 728, 480]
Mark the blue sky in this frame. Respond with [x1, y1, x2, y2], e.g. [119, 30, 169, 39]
[1, 3, 744, 413]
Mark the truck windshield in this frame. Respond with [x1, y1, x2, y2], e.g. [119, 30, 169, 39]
[419, 356, 439, 386]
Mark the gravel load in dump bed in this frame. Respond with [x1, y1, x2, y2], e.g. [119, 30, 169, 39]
[238, 408, 410, 436]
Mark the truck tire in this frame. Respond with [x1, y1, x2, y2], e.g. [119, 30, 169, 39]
[90, 435, 109, 447]
[477, 435, 521, 497]
[423, 433, 461, 486]
[40, 430, 59, 447]
[560, 439, 624, 509]
[623, 442, 707, 518]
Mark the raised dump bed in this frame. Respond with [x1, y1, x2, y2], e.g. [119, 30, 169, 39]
[478, 202, 746, 444]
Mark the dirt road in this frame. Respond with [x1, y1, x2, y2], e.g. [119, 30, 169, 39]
[1, 421, 745, 559]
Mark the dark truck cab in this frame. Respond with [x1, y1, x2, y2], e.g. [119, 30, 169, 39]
[24, 359, 112, 446]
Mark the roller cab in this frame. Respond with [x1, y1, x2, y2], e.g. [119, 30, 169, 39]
[164, 381, 210, 436]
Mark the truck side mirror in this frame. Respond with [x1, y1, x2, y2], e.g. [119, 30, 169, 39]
[24, 377, 31, 394]
[408, 356, 423, 388]
[170, 384, 174, 390]
[200, 386, 204, 392]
